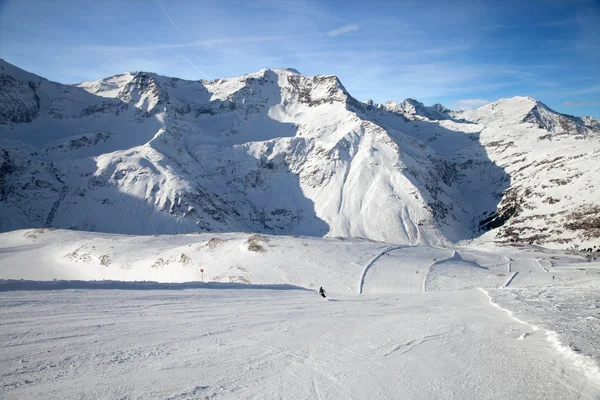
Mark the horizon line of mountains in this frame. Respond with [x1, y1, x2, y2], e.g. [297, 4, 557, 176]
[1, 59, 599, 249]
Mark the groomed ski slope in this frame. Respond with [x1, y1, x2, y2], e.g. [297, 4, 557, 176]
[1, 229, 599, 399]
[1, 287, 599, 399]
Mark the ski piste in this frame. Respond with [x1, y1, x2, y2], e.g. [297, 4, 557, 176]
[1, 230, 599, 398]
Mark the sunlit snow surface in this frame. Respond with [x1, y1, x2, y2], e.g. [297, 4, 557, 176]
[0, 229, 599, 399]
[1, 288, 598, 399]
[2, 59, 600, 249]
[489, 277, 600, 381]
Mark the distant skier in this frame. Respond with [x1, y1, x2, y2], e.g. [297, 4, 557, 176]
[318, 287, 326, 298]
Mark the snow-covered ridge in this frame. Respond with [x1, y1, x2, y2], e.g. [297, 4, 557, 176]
[458, 96, 599, 135]
[382, 98, 453, 121]
[0, 58, 599, 248]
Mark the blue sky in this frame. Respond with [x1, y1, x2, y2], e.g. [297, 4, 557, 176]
[1, 0, 599, 117]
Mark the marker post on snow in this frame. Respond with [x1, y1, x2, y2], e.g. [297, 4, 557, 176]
[200, 268, 204, 282]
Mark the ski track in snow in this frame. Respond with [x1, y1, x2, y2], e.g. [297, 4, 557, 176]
[479, 287, 541, 329]
[360, 246, 454, 295]
[383, 319, 466, 357]
[358, 246, 405, 294]
[422, 259, 441, 293]
[535, 258, 550, 273]
[1, 288, 599, 399]
[503, 271, 519, 287]
[506, 258, 551, 287]
[480, 288, 600, 389]
[0, 229, 599, 398]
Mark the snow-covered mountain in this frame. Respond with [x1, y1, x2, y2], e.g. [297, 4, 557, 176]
[1, 59, 599, 248]
[379, 98, 453, 121]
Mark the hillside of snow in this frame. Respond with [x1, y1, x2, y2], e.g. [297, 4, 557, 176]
[1, 228, 599, 398]
[0, 228, 595, 294]
[1, 59, 599, 248]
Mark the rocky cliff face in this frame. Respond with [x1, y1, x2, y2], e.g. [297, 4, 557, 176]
[0, 59, 598, 248]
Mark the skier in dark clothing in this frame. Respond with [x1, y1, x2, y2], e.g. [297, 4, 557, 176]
[318, 287, 326, 298]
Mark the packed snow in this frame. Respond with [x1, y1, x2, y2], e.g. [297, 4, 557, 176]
[1, 229, 599, 399]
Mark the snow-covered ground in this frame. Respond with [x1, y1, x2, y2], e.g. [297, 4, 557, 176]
[1, 229, 599, 398]
[488, 273, 600, 377]
[1, 287, 599, 399]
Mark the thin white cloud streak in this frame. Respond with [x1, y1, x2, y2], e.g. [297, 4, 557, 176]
[180, 53, 209, 79]
[562, 101, 600, 106]
[302, 58, 527, 102]
[156, 0, 212, 78]
[328, 24, 359, 37]
[85, 36, 286, 53]
[566, 84, 600, 96]
[156, 0, 183, 35]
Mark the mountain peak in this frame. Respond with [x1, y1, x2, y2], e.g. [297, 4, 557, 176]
[459, 96, 598, 135]
[382, 98, 451, 121]
[431, 103, 451, 113]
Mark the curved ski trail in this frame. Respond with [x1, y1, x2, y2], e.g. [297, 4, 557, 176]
[358, 246, 404, 294]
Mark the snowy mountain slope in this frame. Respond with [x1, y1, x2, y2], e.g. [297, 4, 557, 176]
[0, 229, 383, 293]
[461, 96, 600, 135]
[1, 59, 599, 248]
[0, 60, 462, 244]
[0, 228, 593, 293]
[453, 97, 600, 248]
[366, 95, 600, 248]
[383, 98, 453, 121]
[2, 228, 599, 400]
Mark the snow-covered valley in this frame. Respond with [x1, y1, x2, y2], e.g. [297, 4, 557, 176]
[1, 229, 599, 399]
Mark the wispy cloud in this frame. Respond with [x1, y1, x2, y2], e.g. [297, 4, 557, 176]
[328, 24, 359, 37]
[180, 53, 209, 78]
[562, 100, 600, 106]
[155, 0, 210, 78]
[451, 99, 491, 109]
[85, 36, 286, 53]
[156, 0, 183, 35]
[566, 84, 600, 96]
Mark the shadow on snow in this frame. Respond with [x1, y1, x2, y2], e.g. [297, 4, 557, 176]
[0, 279, 311, 292]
